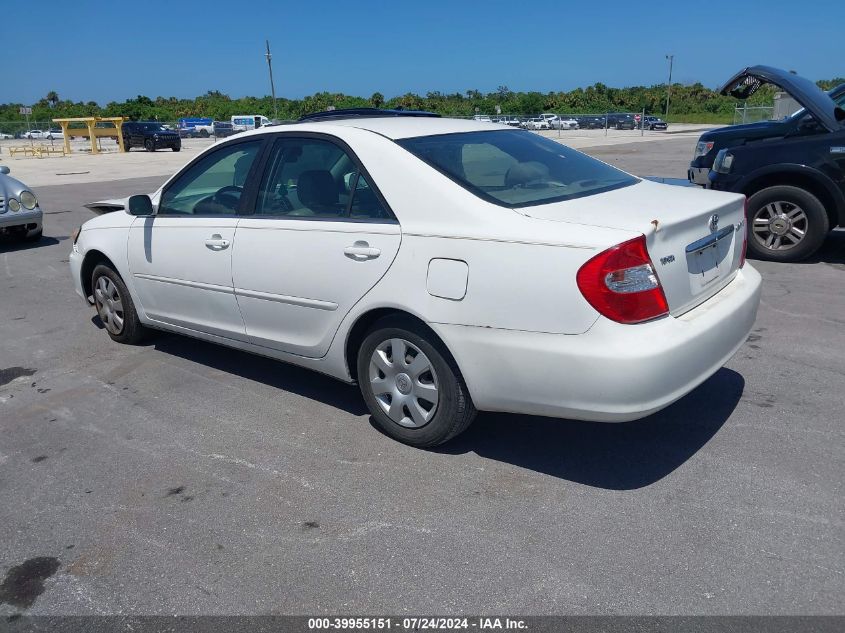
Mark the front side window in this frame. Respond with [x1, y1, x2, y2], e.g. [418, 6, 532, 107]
[398, 130, 637, 207]
[254, 137, 390, 220]
[158, 141, 262, 215]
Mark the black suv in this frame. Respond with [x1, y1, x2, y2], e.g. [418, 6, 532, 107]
[637, 115, 668, 130]
[122, 121, 181, 152]
[699, 66, 845, 262]
[607, 113, 636, 130]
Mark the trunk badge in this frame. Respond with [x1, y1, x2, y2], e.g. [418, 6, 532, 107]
[709, 214, 720, 232]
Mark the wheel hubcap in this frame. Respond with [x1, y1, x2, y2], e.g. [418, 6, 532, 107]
[752, 201, 807, 251]
[94, 276, 124, 335]
[368, 338, 439, 428]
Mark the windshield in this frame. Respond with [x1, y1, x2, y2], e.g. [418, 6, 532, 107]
[398, 130, 638, 208]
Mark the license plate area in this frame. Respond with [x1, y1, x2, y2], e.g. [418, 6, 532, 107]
[695, 244, 720, 285]
[685, 225, 735, 293]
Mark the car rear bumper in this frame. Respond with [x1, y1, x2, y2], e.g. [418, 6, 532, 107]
[433, 265, 762, 422]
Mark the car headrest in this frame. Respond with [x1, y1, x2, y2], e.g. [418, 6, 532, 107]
[298, 170, 337, 208]
[505, 161, 550, 187]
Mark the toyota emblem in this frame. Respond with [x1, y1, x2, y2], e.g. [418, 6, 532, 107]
[708, 214, 719, 232]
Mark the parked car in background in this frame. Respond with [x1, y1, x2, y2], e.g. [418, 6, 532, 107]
[497, 117, 521, 127]
[638, 116, 668, 130]
[608, 114, 636, 130]
[704, 65, 845, 262]
[23, 130, 47, 139]
[73, 109, 761, 448]
[45, 128, 64, 140]
[231, 115, 271, 131]
[0, 132, 12, 140]
[213, 121, 237, 138]
[552, 117, 580, 130]
[525, 117, 550, 130]
[0, 165, 42, 242]
[539, 114, 559, 128]
[472, 115, 493, 123]
[177, 117, 214, 137]
[577, 116, 606, 129]
[121, 121, 181, 152]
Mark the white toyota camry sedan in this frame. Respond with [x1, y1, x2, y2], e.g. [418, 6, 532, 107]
[70, 110, 762, 447]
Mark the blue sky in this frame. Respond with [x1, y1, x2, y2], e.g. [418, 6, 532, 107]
[2, 0, 841, 105]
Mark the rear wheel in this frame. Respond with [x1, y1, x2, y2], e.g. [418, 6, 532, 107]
[746, 185, 829, 262]
[357, 317, 476, 448]
[91, 264, 146, 344]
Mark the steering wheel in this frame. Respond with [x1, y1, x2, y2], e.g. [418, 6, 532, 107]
[213, 185, 244, 210]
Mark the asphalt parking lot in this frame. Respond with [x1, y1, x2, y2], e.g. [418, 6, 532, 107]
[1, 136, 843, 616]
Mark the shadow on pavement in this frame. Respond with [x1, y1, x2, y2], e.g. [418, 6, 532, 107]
[0, 235, 61, 252]
[152, 330, 743, 489]
[795, 230, 845, 266]
[153, 334, 369, 417]
[434, 368, 744, 490]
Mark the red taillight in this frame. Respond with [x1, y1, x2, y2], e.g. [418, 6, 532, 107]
[576, 235, 669, 324]
[739, 197, 748, 268]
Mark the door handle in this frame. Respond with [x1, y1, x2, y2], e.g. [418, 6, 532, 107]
[205, 234, 230, 250]
[344, 241, 380, 260]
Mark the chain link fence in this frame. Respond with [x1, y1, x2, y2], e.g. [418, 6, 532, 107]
[732, 105, 774, 125]
[451, 111, 664, 138]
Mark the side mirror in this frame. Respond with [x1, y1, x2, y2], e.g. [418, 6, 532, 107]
[0, 166, 10, 175]
[127, 194, 154, 216]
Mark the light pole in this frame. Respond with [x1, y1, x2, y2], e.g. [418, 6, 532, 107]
[665, 54, 674, 118]
[265, 40, 278, 121]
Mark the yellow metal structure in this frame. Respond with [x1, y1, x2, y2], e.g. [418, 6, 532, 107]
[8, 145, 70, 158]
[51, 117, 127, 154]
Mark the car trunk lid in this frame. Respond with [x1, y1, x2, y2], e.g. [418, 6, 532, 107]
[518, 180, 747, 316]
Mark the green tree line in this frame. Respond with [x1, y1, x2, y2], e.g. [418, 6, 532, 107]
[3, 78, 842, 126]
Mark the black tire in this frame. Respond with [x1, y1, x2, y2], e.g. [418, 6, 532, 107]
[357, 317, 476, 448]
[745, 185, 830, 262]
[144, 139, 155, 152]
[172, 146, 181, 152]
[91, 264, 146, 344]
[123, 141, 131, 152]
[199, 129, 209, 138]
[23, 229, 42, 243]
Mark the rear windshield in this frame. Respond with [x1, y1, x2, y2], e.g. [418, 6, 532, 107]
[397, 130, 637, 207]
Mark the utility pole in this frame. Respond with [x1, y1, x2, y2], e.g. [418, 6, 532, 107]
[265, 40, 278, 121]
[665, 54, 674, 118]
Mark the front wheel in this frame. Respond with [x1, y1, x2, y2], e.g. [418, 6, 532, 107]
[91, 264, 146, 344]
[172, 146, 180, 152]
[746, 185, 830, 262]
[144, 139, 155, 152]
[357, 318, 476, 448]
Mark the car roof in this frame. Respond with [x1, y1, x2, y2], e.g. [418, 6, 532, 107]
[239, 116, 511, 141]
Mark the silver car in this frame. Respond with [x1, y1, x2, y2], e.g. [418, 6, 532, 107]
[0, 166, 42, 242]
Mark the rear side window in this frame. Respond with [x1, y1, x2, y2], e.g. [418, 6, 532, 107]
[398, 130, 637, 208]
[253, 137, 390, 220]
